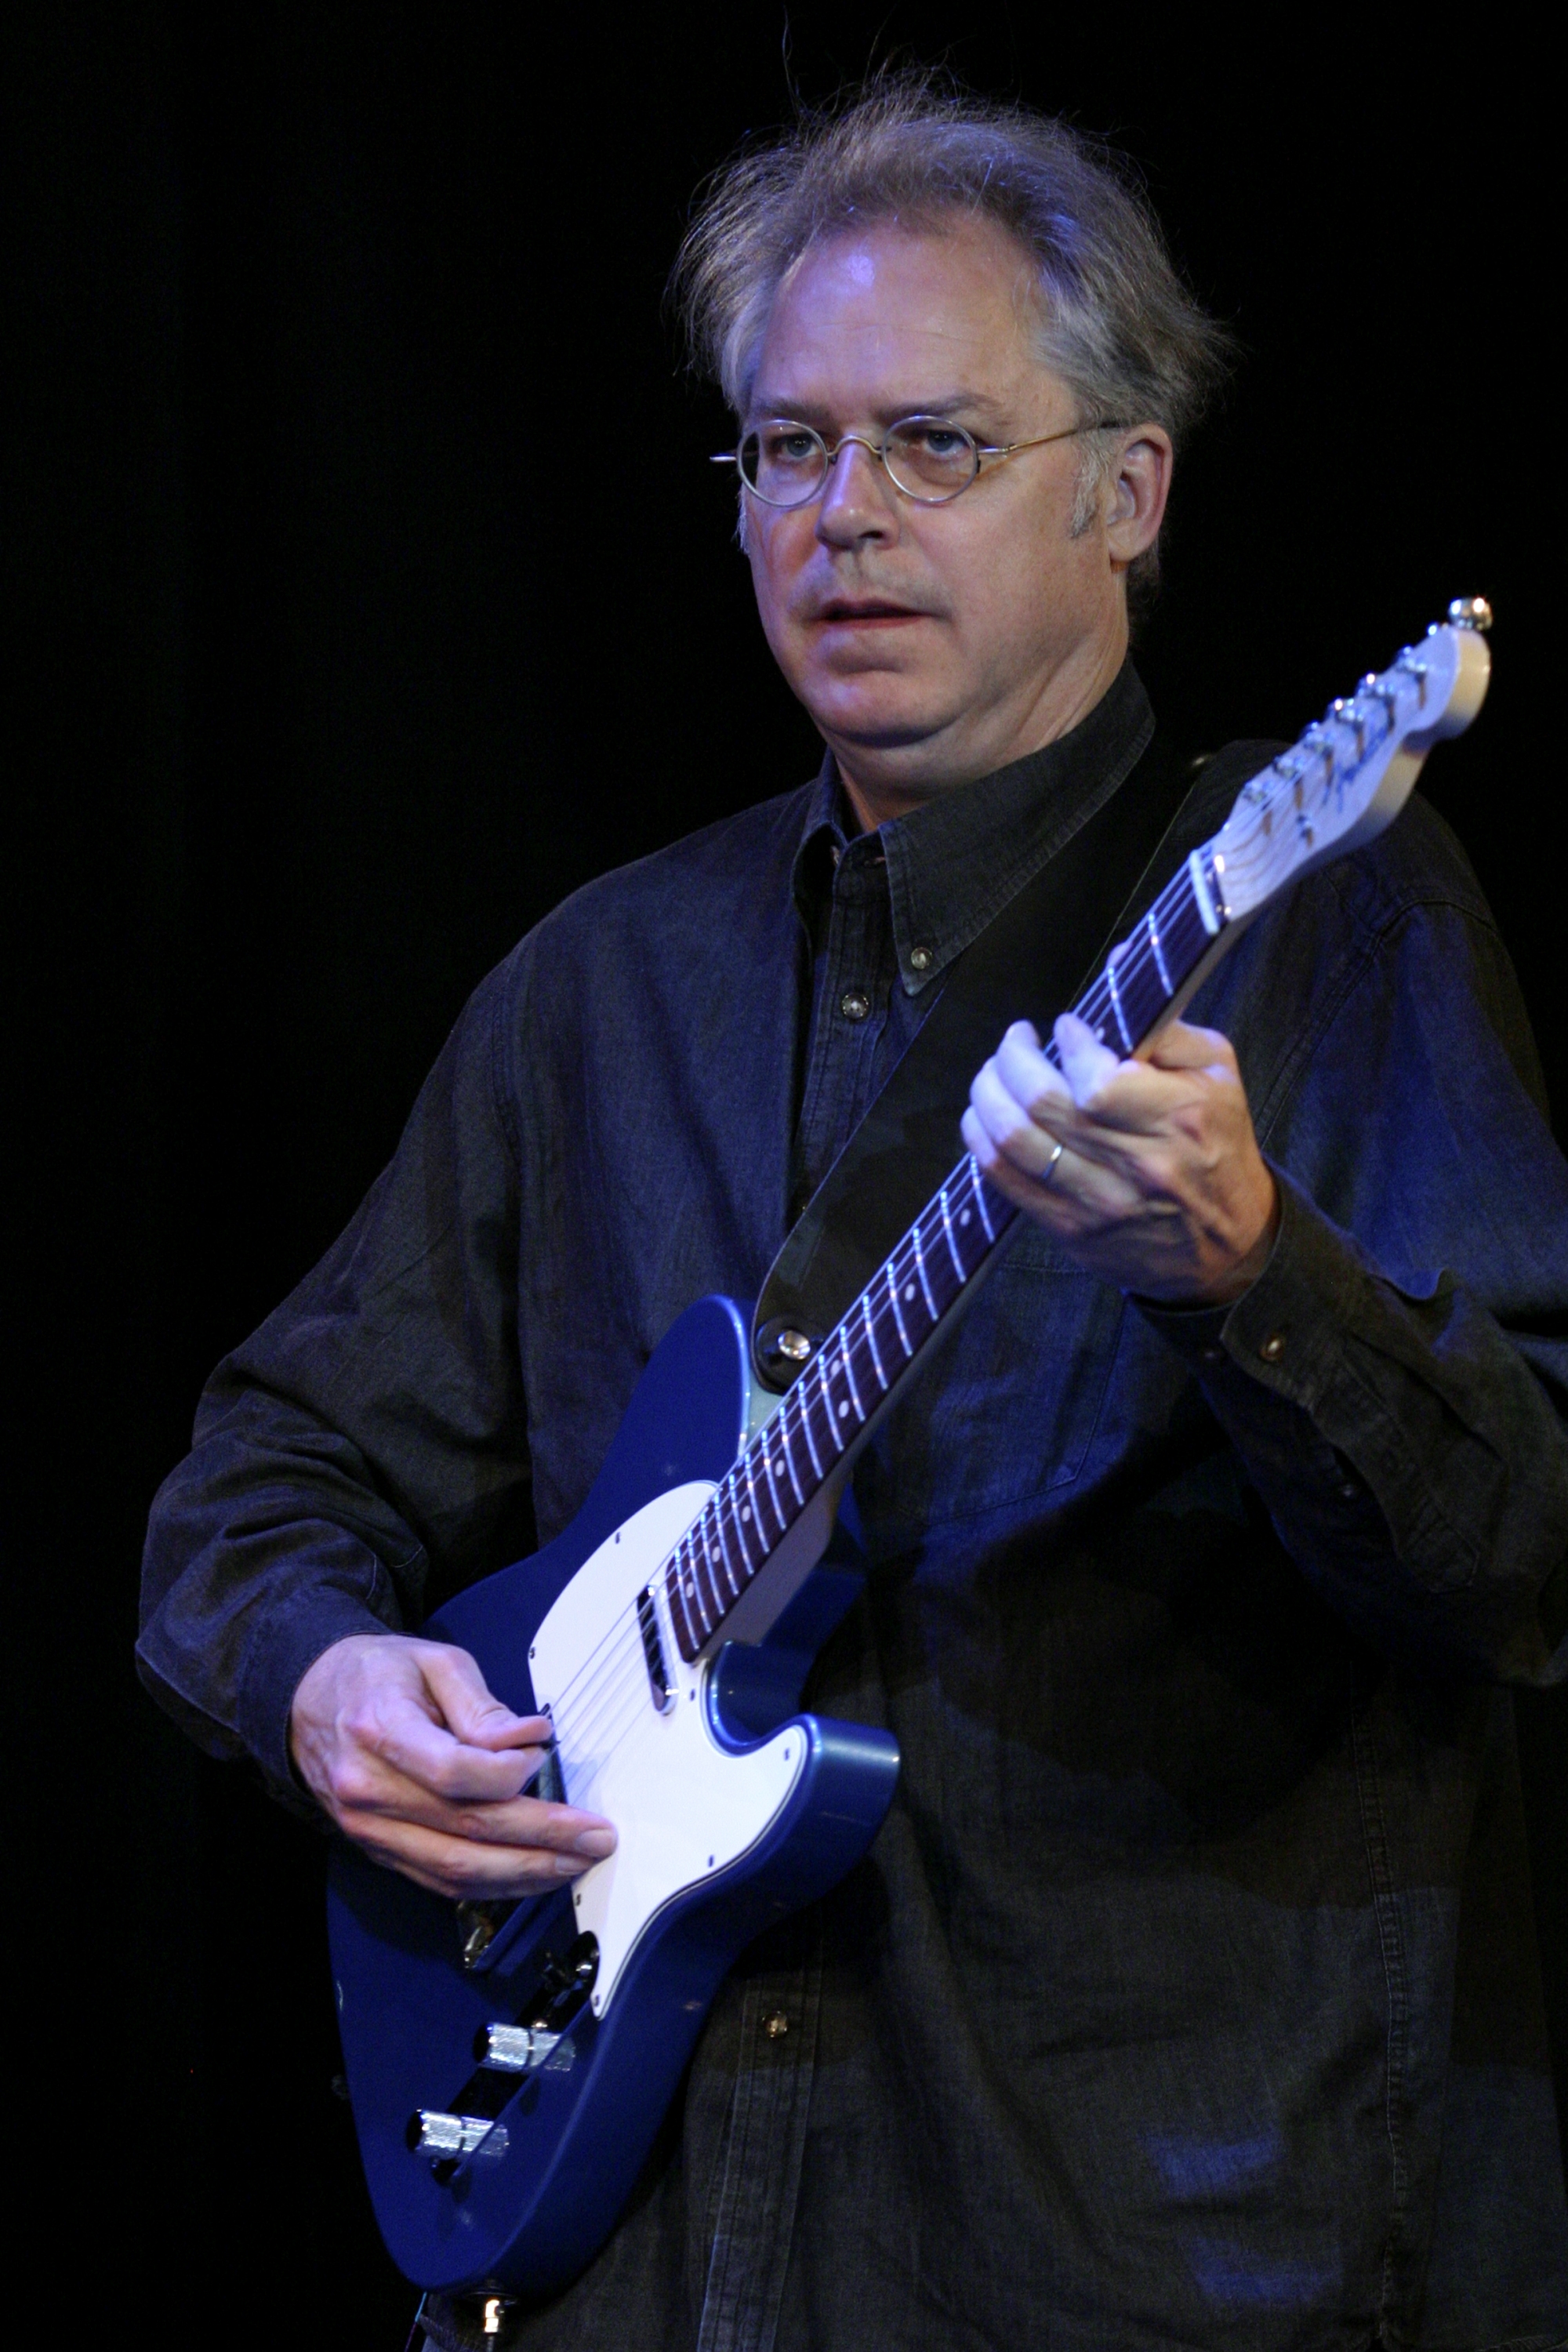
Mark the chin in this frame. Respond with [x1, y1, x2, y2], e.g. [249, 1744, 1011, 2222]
[804, 677, 950, 750]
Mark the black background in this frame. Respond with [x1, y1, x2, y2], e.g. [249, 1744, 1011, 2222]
[13, 7, 1564, 2344]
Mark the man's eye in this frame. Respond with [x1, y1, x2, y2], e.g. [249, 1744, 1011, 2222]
[890, 421, 972, 468]
[763, 428, 819, 466]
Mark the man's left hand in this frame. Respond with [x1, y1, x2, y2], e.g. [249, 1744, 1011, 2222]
[961, 1014, 1279, 1306]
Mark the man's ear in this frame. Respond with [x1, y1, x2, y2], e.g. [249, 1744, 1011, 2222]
[1105, 426, 1173, 570]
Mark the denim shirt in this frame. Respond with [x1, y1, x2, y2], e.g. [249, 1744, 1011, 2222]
[140, 665, 1568, 2351]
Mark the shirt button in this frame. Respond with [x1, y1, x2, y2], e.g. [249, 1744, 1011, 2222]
[1259, 1331, 1287, 1362]
[762, 2010, 790, 2039]
[1200, 1344, 1224, 1365]
[909, 945, 932, 973]
[840, 989, 871, 1022]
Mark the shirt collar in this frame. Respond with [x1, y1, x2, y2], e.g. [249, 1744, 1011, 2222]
[791, 659, 1155, 993]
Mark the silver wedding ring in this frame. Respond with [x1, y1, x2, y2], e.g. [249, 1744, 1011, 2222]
[1041, 1138, 1065, 1187]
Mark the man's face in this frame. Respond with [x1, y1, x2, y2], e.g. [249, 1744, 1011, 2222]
[742, 215, 1166, 813]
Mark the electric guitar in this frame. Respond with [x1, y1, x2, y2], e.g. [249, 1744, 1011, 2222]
[328, 601, 1493, 2296]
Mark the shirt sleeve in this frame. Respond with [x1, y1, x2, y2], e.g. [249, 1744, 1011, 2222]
[1142, 895, 1568, 1686]
[136, 960, 533, 1803]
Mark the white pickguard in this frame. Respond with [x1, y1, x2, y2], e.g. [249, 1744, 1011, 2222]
[528, 1483, 806, 2018]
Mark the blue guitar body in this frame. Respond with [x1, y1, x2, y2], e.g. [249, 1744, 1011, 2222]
[327, 1294, 901, 2296]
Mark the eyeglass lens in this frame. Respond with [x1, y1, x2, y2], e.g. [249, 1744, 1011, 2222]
[739, 418, 981, 507]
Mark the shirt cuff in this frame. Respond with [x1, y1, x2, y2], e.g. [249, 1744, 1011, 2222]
[1136, 1166, 1369, 1411]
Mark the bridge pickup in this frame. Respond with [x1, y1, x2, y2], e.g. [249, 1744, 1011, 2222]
[408, 2110, 494, 2159]
[637, 1584, 675, 1712]
[475, 2024, 561, 2073]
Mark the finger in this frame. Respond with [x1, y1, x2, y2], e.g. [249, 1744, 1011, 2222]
[416, 1642, 550, 1751]
[1143, 1018, 1240, 1077]
[964, 1105, 1142, 1226]
[969, 1062, 1075, 1180]
[990, 1021, 1073, 1122]
[405, 1790, 618, 1856]
[1054, 1012, 1130, 1107]
[349, 1814, 603, 1903]
[338, 1685, 545, 1805]
[328, 1722, 616, 1845]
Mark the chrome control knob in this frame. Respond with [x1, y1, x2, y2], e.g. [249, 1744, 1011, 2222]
[476, 2022, 561, 2072]
[408, 2109, 493, 2158]
[1447, 595, 1493, 633]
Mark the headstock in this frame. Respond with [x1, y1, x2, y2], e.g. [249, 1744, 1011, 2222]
[1210, 598, 1493, 925]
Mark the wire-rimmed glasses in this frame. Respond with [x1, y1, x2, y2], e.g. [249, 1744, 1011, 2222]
[710, 414, 1122, 509]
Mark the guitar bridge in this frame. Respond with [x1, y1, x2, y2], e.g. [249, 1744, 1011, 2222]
[637, 1584, 676, 1712]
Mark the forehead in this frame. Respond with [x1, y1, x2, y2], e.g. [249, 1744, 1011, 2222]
[750, 215, 1048, 419]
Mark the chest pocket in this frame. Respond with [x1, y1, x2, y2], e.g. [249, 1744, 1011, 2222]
[854, 1226, 1126, 1550]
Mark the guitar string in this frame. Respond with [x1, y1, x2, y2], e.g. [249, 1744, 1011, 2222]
[539, 716, 1383, 1754]
[536, 699, 1408, 1784]
[539, 847, 1214, 1750]
[537, 849, 1225, 1753]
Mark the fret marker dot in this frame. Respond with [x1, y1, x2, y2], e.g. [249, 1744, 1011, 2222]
[741, 1506, 751, 1521]
[838, 1401, 850, 1417]
[960, 1208, 971, 1225]
[904, 1283, 916, 1301]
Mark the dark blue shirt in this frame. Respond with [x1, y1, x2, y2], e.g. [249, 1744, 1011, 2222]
[140, 666, 1568, 2350]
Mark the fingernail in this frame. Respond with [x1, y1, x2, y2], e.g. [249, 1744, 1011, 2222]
[573, 1826, 616, 1858]
[553, 1853, 588, 1876]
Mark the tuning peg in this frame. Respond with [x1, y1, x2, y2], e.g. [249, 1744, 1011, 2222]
[1447, 595, 1493, 633]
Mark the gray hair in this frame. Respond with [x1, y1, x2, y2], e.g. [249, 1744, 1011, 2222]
[672, 74, 1232, 598]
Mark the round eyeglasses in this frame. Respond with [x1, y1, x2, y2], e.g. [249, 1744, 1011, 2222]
[710, 414, 1122, 509]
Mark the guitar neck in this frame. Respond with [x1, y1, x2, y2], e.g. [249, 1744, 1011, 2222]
[659, 851, 1231, 1664]
[659, 607, 1492, 1666]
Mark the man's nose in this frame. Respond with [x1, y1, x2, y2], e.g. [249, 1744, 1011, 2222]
[815, 437, 898, 545]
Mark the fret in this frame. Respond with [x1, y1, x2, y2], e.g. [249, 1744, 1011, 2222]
[717, 1483, 747, 1576]
[710, 1515, 747, 1609]
[861, 1291, 889, 1392]
[729, 1468, 764, 1566]
[1105, 949, 1132, 1052]
[937, 1184, 965, 1283]
[1145, 905, 1173, 996]
[665, 1563, 696, 1660]
[682, 1539, 716, 1638]
[702, 1523, 731, 1617]
[1186, 849, 1221, 935]
[815, 1352, 848, 1454]
[838, 1339, 866, 1428]
[973, 1165, 1000, 1243]
[884, 1259, 913, 1357]
[894, 1264, 927, 1341]
[913, 1221, 939, 1320]
[776, 1414, 807, 1506]
[753, 1436, 787, 1541]
[793, 1381, 826, 1481]
[1116, 939, 1170, 1043]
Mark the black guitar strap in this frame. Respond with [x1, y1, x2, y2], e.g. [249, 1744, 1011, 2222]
[751, 731, 1283, 1387]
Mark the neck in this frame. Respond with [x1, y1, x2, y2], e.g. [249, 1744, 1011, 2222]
[835, 615, 1129, 833]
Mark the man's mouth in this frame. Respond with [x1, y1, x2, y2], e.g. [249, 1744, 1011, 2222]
[815, 597, 928, 625]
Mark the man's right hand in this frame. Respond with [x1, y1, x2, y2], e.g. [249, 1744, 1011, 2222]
[289, 1633, 616, 1901]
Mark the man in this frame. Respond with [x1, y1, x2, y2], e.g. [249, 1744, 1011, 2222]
[141, 79, 1568, 2351]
